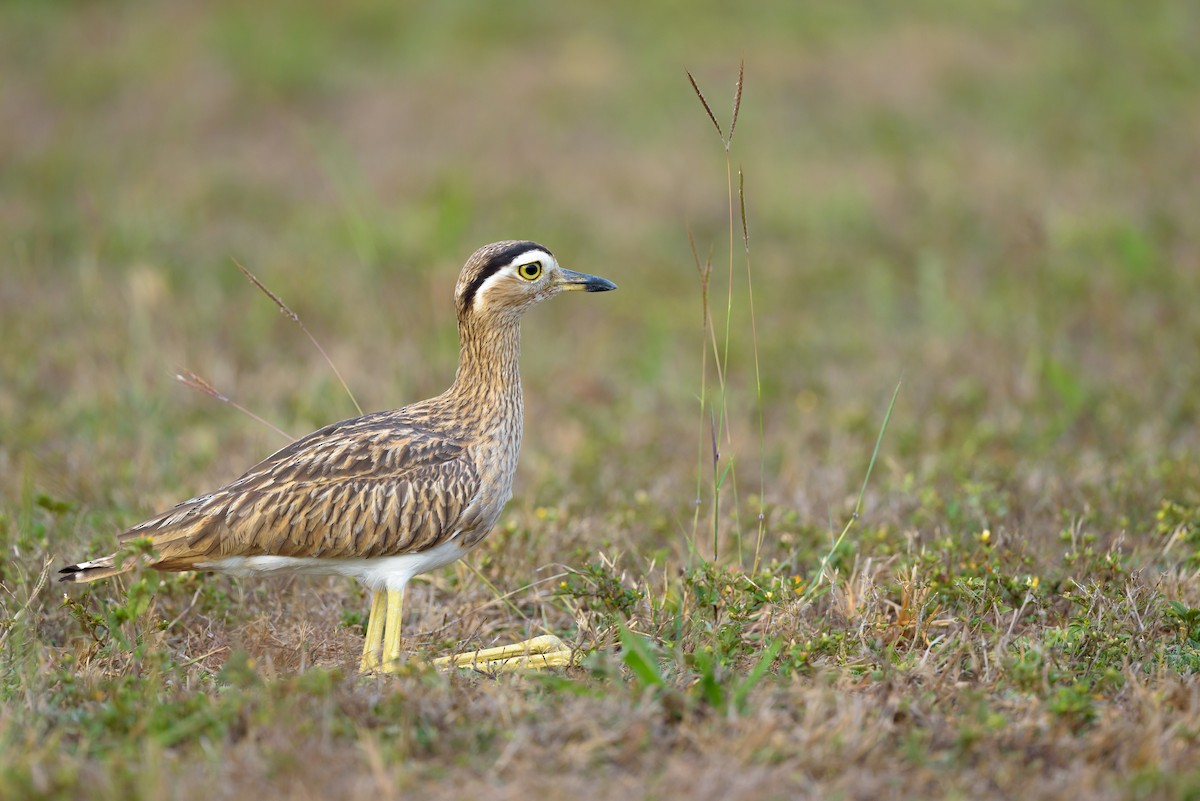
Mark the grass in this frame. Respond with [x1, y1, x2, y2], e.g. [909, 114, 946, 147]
[3, 1, 1200, 798]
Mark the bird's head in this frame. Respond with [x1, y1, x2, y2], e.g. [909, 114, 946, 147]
[455, 240, 616, 323]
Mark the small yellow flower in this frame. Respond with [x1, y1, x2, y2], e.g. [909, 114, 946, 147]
[980, 529, 991, 544]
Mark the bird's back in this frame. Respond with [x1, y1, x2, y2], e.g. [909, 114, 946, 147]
[113, 402, 500, 572]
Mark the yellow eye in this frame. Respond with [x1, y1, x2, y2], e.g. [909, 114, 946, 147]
[517, 261, 543, 281]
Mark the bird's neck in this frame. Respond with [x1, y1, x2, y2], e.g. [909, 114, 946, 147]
[448, 316, 524, 430]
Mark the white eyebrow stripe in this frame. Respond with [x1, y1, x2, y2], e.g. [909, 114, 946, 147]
[471, 250, 557, 312]
[509, 249, 553, 268]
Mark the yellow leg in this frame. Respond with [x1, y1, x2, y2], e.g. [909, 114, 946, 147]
[379, 588, 405, 673]
[358, 590, 387, 673]
[431, 634, 576, 675]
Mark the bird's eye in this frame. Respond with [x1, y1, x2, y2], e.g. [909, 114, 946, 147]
[516, 261, 543, 282]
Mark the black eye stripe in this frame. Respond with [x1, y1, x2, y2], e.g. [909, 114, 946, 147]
[459, 241, 552, 312]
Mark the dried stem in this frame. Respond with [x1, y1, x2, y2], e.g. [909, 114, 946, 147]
[727, 58, 745, 147]
[175, 370, 294, 441]
[233, 258, 363, 417]
[687, 70, 724, 140]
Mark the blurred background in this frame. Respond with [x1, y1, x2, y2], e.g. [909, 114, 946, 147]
[3, 3, 1200, 796]
[2, 0, 1199, 566]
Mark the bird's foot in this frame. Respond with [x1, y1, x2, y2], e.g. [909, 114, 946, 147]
[431, 634, 576, 674]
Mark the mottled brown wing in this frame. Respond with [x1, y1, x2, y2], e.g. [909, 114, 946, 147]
[120, 410, 481, 568]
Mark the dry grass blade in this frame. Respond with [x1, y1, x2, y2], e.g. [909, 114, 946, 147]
[688, 228, 706, 280]
[687, 227, 711, 553]
[739, 166, 749, 249]
[0, 556, 51, 649]
[709, 408, 721, 561]
[686, 235, 728, 412]
[175, 369, 295, 441]
[687, 70, 724, 140]
[709, 408, 721, 467]
[728, 58, 745, 146]
[740, 164, 766, 572]
[233, 257, 299, 325]
[233, 257, 364, 416]
[687, 228, 713, 318]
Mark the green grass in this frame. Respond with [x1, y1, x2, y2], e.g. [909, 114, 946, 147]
[3, 1, 1200, 799]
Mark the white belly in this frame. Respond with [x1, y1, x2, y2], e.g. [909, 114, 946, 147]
[195, 538, 472, 592]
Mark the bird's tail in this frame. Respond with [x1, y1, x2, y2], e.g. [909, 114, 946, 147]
[58, 554, 135, 584]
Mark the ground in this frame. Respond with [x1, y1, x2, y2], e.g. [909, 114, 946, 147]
[3, 1, 1200, 799]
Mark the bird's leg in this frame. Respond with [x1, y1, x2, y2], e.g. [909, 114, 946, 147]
[358, 589, 387, 673]
[379, 588, 405, 672]
[431, 634, 576, 674]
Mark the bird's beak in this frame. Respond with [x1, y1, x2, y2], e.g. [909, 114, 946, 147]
[556, 268, 617, 292]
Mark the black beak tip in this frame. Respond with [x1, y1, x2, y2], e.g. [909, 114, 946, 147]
[588, 277, 618, 292]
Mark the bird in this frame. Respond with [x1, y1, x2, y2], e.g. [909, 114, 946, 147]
[59, 240, 617, 673]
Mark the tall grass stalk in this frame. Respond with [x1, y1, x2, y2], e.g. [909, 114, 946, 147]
[233, 258, 363, 417]
[687, 61, 763, 567]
